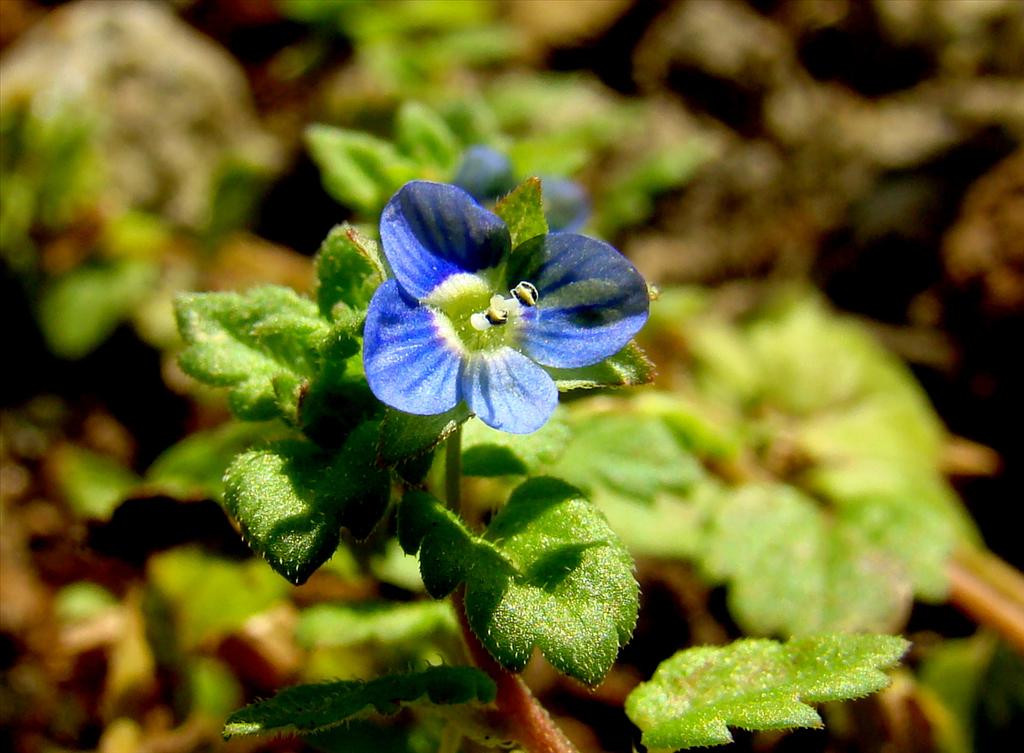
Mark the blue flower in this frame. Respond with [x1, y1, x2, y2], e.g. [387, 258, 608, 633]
[363, 181, 649, 434]
[452, 145, 591, 232]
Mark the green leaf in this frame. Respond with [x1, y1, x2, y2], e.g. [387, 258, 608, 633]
[551, 411, 703, 505]
[377, 404, 472, 467]
[461, 413, 569, 476]
[306, 124, 418, 215]
[701, 484, 912, 635]
[493, 177, 548, 248]
[52, 446, 141, 520]
[223, 422, 389, 584]
[395, 101, 460, 173]
[807, 461, 968, 600]
[144, 421, 278, 501]
[223, 666, 496, 738]
[399, 477, 638, 686]
[625, 634, 909, 750]
[546, 341, 655, 391]
[175, 286, 328, 421]
[315, 223, 387, 320]
[297, 601, 457, 648]
[38, 260, 158, 359]
[148, 547, 288, 649]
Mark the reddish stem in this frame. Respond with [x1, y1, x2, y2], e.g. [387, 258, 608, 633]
[453, 590, 580, 753]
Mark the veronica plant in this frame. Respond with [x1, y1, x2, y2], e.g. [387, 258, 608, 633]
[173, 177, 907, 751]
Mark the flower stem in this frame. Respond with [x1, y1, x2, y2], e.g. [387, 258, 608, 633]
[445, 424, 463, 515]
[947, 549, 1024, 653]
[453, 589, 580, 753]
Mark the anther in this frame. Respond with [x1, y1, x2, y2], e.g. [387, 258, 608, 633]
[511, 281, 539, 307]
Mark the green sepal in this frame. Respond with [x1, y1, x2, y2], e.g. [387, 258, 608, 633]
[398, 477, 639, 686]
[625, 634, 909, 750]
[395, 101, 461, 173]
[223, 422, 389, 585]
[546, 341, 655, 391]
[175, 286, 328, 422]
[315, 223, 387, 320]
[377, 404, 472, 468]
[223, 666, 496, 739]
[493, 177, 548, 248]
[305, 124, 418, 215]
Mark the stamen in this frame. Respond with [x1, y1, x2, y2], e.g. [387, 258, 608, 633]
[511, 281, 539, 307]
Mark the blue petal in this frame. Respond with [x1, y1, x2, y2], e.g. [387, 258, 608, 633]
[542, 177, 590, 232]
[453, 146, 517, 202]
[363, 279, 462, 415]
[509, 234, 649, 368]
[461, 348, 557, 434]
[380, 181, 511, 300]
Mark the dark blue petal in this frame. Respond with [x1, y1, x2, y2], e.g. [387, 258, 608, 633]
[542, 177, 590, 233]
[509, 234, 649, 368]
[380, 181, 511, 300]
[461, 348, 558, 434]
[453, 146, 517, 202]
[363, 279, 462, 415]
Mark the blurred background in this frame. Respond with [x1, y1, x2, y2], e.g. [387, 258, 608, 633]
[1, 1, 1022, 752]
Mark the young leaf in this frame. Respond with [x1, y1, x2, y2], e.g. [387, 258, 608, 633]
[223, 422, 389, 584]
[223, 666, 496, 738]
[461, 413, 570, 477]
[315, 223, 386, 320]
[493, 177, 548, 248]
[175, 286, 328, 421]
[305, 124, 417, 215]
[377, 404, 472, 467]
[546, 341, 655, 391]
[395, 101, 461, 173]
[625, 634, 909, 750]
[399, 477, 638, 686]
[701, 484, 912, 635]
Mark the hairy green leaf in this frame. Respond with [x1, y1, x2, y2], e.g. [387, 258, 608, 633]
[306, 124, 417, 215]
[461, 413, 569, 476]
[315, 223, 386, 320]
[399, 478, 638, 685]
[494, 177, 548, 248]
[626, 634, 909, 750]
[224, 666, 496, 738]
[297, 601, 457, 648]
[395, 101, 460, 173]
[546, 341, 655, 391]
[223, 423, 389, 584]
[377, 404, 472, 467]
[175, 286, 328, 421]
[702, 484, 912, 635]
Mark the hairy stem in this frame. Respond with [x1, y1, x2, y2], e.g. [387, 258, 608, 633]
[442, 427, 578, 753]
[445, 424, 463, 515]
[454, 589, 580, 753]
[947, 550, 1024, 654]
